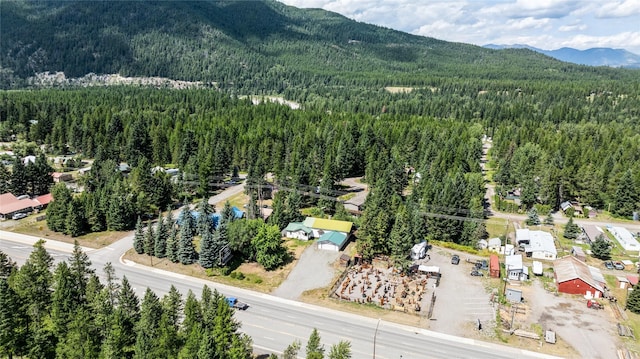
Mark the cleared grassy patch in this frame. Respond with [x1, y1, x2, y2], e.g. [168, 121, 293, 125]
[485, 217, 510, 238]
[9, 215, 128, 249]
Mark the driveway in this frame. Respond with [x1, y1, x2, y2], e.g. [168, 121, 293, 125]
[271, 244, 340, 300]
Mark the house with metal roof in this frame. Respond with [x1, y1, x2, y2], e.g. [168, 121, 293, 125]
[554, 256, 604, 298]
[317, 231, 349, 251]
[505, 254, 527, 280]
[282, 222, 313, 240]
[607, 226, 640, 252]
[516, 229, 557, 260]
[301, 217, 353, 237]
[582, 224, 604, 244]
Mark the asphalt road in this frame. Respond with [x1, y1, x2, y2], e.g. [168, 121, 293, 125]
[0, 231, 559, 359]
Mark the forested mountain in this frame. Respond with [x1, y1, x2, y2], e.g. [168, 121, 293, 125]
[484, 44, 640, 68]
[2, 0, 639, 93]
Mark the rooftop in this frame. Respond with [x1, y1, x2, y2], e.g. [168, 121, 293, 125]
[302, 217, 353, 233]
[317, 231, 348, 248]
[554, 256, 603, 293]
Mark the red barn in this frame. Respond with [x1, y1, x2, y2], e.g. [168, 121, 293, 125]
[554, 256, 604, 298]
[489, 254, 500, 278]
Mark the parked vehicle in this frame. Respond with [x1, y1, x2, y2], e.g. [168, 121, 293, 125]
[613, 261, 625, 270]
[226, 297, 248, 310]
[12, 213, 27, 220]
[470, 270, 484, 277]
[474, 259, 488, 270]
[587, 299, 603, 309]
[451, 254, 460, 265]
[604, 261, 614, 270]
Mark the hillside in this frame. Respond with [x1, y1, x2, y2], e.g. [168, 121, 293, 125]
[484, 44, 640, 68]
[2, 0, 638, 92]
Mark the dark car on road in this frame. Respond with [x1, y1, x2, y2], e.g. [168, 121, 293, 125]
[613, 261, 625, 270]
[451, 255, 460, 265]
[470, 270, 484, 276]
[604, 261, 614, 270]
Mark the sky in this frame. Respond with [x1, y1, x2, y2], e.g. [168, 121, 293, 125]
[279, 0, 640, 55]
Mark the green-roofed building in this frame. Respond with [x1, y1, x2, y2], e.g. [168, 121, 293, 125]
[302, 217, 353, 238]
[282, 222, 313, 240]
[317, 231, 349, 251]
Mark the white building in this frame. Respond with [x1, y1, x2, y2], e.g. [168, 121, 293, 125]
[607, 226, 640, 252]
[410, 241, 427, 260]
[505, 254, 528, 281]
[487, 237, 501, 252]
[516, 229, 557, 260]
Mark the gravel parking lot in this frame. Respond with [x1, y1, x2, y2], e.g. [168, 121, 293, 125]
[271, 244, 340, 300]
[425, 248, 496, 336]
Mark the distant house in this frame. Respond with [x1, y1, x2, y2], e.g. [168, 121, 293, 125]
[582, 225, 604, 244]
[554, 256, 604, 298]
[52, 172, 73, 183]
[282, 222, 313, 240]
[477, 239, 488, 250]
[516, 229, 557, 260]
[607, 226, 640, 252]
[317, 231, 349, 251]
[78, 166, 92, 176]
[560, 201, 573, 212]
[22, 155, 36, 165]
[301, 217, 353, 238]
[34, 193, 53, 208]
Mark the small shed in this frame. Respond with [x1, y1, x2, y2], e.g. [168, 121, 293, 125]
[489, 254, 500, 278]
[545, 330, 556, 344]
[505, 288, 522, 303]
[571, 246, 586, 262]
[616, 276, 630, 289]
[488, 238, 501, 252]
[339, 254, 351, 267]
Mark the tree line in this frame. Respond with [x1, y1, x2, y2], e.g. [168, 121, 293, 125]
[1, 243, 353, 358]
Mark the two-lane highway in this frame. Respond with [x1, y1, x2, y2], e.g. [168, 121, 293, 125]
[0, 231, 560, 359]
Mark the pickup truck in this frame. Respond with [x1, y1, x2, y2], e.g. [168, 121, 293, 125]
[226, 297, 249, 310]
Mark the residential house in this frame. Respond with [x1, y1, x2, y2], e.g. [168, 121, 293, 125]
[52, 172, 73, 183]
[607, 226, 640, 252]
[582, 225, 604, 244]
[282, 222, 313, 240]
[505, 254, 527, 281]
[487, 237, 501, 253]
[516, 229, 557, 260]
[301, 217, 353, 238]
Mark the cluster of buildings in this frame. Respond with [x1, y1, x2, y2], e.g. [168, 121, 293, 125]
[283, 217, 353, 251]
[0, 192, 52, 220]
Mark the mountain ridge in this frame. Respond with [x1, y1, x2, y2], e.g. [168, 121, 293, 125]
[483, 44, 640, 68]
[1, 0, 638, 91]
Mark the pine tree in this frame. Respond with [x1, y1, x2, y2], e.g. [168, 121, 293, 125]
[0, 251, 17, 279]
[179, 206, 196, 238]
[328, 340, 351, 359]
[134, 289, 163, 359]
[55, 307, 101, 359]
[525, 207, 540, 226]
[68, 241, 94, 307]
[51, 262, 74, 338]
[133, 217, 145, 254]
[196, 198, 214, 236]
[221, 200, 235, 226]
[154, 213, 168, 258]
[563, 216, 581, 239]
[179, 291, 202, 359]
[388, 204, 413, 260]
[282, 340, 301, 359]
[199, 229, 217, 269]
[65, 198, 86, 237]
[591, 234, 611, 260]
[10, 158, 28, 195]
[306, 328, 324, 359]
[626, 284, 640, 314]
[612, 169, 638, 218]
[144, 220, 155, 258]
[0, 278, 26, 359]
[47, 183, 73, 232]
[178, 222, 198, 265]
[543, 211, 554, 225]
[166, 227, 179, 263]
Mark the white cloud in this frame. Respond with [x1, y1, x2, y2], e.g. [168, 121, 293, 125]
[558, 23, 587, 32]
[278, 0, 640, 54]
[595, 0, 640, 18]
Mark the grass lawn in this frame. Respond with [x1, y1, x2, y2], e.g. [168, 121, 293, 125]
[485, 217, 510, 239]
[123, 238, 312, 293]
[7, 214, 128, 249]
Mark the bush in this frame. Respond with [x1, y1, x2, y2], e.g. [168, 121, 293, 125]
[230, 271, 245, 280]
[254, 278, 263, 284]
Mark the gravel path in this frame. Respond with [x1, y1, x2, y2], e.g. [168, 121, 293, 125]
[271, 244, 341, 300]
